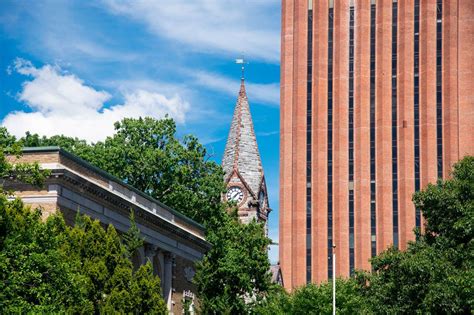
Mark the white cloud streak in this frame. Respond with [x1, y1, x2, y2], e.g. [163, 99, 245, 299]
[257, 131, 279, 137]
[2, 59, 190, 143]
[102, 0, 280, 62]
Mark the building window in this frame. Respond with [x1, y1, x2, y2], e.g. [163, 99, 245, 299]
[392, 0, 399, 248]
[348, 6, 355, 275]
[436, 0, 443, 178]
[414, 0, 421, 228]
[306, 6, 313, 283]
[370, 3, 377, 257]
[327, 7, 334, 279]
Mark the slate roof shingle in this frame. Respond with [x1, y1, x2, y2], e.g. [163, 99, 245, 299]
[222, 80, 264, 197]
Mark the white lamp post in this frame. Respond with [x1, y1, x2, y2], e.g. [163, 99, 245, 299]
[332, 244, 336, 315]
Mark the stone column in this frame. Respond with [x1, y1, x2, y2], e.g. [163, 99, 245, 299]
[156, 250, 165, 289]
[163, 252, 173, 311]
[144, 244, 158, 265]
[145, 245, 170, 310]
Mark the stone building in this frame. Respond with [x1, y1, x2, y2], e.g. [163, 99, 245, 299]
[5, 147, 211, 314]
[280, 0, 474, 289]
[222, 79, 271, 229]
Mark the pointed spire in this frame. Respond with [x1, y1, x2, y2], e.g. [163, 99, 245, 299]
[238, 77, 246, 102]
[222, 79, 264, 196]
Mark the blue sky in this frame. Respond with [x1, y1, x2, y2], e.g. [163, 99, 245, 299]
[0, 1, 281, 262]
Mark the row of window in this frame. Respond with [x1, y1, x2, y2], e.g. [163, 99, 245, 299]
[306, 8, 313, 283]
[370, 4, 377, 257]
[436, 0, 443, 178]
[414, 0, 421, 229]
[348, 6, 355, 275]
[392, 1, 399, 248]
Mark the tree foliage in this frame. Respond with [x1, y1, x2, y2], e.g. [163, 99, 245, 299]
[0, 128, 47, 188]
[358, 156, 474, 314]
[67, 214, 166, 314]
[0, 199, 167, 313]
[123, 210, 145, 259]
[252, 278, 369, 315]
[195, 214, 272, 314]
[0, 134, 167, 313]
[0, 198, 87, 313]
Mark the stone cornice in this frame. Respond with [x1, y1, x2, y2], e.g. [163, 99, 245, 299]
[20, 147, 205, 231]
[53, 168, 211, 251]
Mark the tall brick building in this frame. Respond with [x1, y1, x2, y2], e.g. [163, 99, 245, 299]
[222, 79, 270, 229]
[280, 0, 474, 289]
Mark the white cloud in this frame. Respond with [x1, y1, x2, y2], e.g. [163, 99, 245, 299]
[2, 59, 190, 143]
[257, 130, 279, 137]
[13, 58, 111, 115]
[191, 71, 280, 106]
[102, 0, 280, 62]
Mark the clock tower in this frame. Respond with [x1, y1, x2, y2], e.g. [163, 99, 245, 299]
[222, 78, 270, 228]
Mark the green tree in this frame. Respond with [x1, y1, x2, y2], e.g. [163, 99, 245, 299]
[20, 131, 90, 153]
[0, 133, 167, 313]
[123, 210, 145, 259]
[0, 127, 17, 148]
[250, 285, 292, 315]
[65, 214, 167, 313]
[359, 156, 474, 314]
[0, 198, 92, 313]
[0, 128, 47, 188]
[292, 279, 370, 315]
[252, 278, 369, 315]
[195, 216, 272, 314]
[0, 200, 167, 313]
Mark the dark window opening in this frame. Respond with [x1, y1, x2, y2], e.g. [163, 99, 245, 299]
[436, 0, 443, 178]
[392, 1, 399, 248]
[348, 6, 355, 275]
[414, 0, 421, 229]
[370, 3, 377, 257]
[306, 8, 313, 283]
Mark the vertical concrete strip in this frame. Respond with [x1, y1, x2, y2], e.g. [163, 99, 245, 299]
[280, 0, 295, 290]
[291, 0, 308, 288]
[375, 0, 394, 252]
[312, 0, 330, 283]
[419, 0, 438, 190]
[332, 0, 350, 278]
[457, 0, 474, 158]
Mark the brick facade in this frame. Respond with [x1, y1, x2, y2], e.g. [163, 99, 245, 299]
[280, 0, 474, 290]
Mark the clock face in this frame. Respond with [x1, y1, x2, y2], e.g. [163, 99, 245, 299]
[226, 186, 244, 203]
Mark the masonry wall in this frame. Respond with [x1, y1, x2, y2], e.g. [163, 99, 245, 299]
[280, 0, 474, 290]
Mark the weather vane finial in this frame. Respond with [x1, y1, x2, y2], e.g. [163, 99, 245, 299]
[235, 56, 248, 81]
